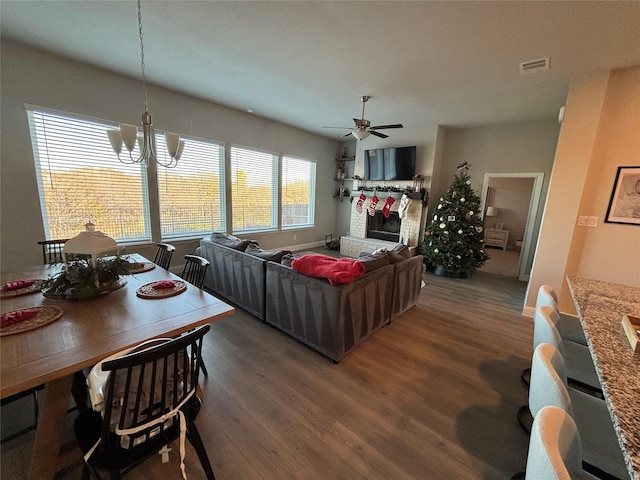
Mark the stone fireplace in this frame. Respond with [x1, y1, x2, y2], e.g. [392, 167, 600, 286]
[341, 191, 428, 257]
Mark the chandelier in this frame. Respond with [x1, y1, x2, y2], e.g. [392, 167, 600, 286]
[107, 0, 183, 168]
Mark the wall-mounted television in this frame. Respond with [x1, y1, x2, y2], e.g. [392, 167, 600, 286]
[364, 146, 416, 181]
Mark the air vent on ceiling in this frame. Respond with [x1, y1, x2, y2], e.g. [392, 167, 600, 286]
[519, 57, 550, 75]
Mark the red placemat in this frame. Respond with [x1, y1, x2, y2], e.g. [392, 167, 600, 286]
[0, 280, 44, 299]
[136, 280, 187, 299]
[0, 306, 64, 336]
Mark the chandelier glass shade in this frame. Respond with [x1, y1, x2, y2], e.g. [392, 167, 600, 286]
[107, 0, 183, 168]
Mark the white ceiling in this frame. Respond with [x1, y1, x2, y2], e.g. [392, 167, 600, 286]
[2, 1, 639, 140]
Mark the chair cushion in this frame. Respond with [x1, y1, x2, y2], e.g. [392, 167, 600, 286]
[209, 232, 251, 251]
[245, 244, 292, 262]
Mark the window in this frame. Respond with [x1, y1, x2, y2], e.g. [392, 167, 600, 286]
[282, 156, 316, 227]
[27, 108, 151, 243]
[156, 135, 225, 239]
[230, 146, 278, 232]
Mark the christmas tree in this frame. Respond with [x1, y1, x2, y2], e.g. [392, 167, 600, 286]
[419, 163, 489, 277]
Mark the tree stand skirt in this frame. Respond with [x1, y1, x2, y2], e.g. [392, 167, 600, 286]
[428, 265, 467, 278]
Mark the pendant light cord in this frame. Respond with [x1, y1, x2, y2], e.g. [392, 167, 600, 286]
[137, 0, 149, 113]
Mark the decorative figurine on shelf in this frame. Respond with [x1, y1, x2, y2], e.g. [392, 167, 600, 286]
[412, 174, 424, 193]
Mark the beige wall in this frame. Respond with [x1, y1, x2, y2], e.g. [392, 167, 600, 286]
[0, 40, 339, 271]
[438, 121, 560, 276]
[528, 66, 640, 314]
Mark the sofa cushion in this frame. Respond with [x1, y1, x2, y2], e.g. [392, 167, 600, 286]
[388, 243, 411, 263]
[209, 232, 251, 251]
[245, 244, 292, 262]
[357, 250, 390, 273]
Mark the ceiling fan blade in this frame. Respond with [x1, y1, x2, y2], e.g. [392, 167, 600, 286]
[322, 126, 353, 129]
[370, 130, 389, 139]
[370, 124, 403, 130]
[342, 132, 354, 137]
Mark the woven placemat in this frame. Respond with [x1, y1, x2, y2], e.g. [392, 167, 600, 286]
[129, 262, 156, 274]
[136, 280, 187, 299]
[0, 280, 45, 299]
[0, 306, 64, 336]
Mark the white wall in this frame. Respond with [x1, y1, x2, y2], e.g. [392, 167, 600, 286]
[0, 40, 339, 271]
[528, 66, 640, 314]
[438, 121, 560, 275]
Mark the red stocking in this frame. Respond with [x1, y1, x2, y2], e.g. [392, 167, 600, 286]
[355, 193, 367, 213]
[367, 195, 379, 216]
[382, 195, 395, 218]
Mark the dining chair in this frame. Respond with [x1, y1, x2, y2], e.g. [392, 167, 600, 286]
[521, 306, 601, 397]
[180, 254, 211, 377]
[180, 254, 210, 289]
[515, 405, 599, 480]
[74, 325, 216, 480]
[37, 238, 69, 264]
[537, 285, 587, 346]
[522, 285, 588, 386]
[153, 242, 175, 270]
[521, 343, 628, 480]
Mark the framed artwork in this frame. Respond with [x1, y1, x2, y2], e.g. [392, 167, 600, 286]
[605, 166, 640, 225]
[495, 223, 503, 230]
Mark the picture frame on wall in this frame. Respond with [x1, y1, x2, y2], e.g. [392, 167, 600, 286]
[605, 166, 640, 225]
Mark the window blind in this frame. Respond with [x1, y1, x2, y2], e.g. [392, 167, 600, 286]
[230, 145, 278, 232]
[156, 135, 225, 239]
[282, 156, 316, 227]
[27, 108, 151, 243]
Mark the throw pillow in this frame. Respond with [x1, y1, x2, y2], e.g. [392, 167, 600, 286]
[388, 243, 411, 263]
[357, 250, 390, 273]
[209, 232, 251, 251]
[245, 244, 292, 262]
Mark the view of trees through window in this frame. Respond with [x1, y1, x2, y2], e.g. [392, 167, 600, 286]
[29, 109, 316, 243]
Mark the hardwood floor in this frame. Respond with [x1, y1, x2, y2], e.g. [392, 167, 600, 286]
[1, 270, 533, 480]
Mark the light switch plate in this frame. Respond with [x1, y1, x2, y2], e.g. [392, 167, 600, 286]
[577, 216, 598, 227]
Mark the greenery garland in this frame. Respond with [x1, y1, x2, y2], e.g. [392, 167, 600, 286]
[42, 254, 134, 300]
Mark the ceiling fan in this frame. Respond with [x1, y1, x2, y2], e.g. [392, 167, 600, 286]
[325, 96, 403, 140]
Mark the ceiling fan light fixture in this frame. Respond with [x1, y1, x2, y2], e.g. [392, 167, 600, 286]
[352, 130, 370, 140]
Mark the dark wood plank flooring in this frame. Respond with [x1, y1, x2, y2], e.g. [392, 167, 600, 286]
[1, 270, 533, 479]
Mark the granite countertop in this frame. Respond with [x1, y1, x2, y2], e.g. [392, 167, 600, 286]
[567, 276, 640, 480]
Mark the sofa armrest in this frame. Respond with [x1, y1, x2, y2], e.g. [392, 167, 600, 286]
[391, 254, 426, 320]
[199, 238, 267, 320]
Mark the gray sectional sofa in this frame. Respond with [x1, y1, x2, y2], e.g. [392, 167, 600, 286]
[197, 233, 425, 362]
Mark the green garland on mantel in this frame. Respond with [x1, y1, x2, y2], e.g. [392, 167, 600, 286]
[42, 254, 134, 300]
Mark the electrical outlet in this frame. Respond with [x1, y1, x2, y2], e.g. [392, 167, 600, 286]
[577, 216, 598, 227]
[293, 234, 297, 241]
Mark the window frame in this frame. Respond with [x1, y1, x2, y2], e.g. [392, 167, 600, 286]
[281, 155, 316, 229]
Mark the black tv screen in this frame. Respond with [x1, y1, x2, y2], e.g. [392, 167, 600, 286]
[364, 146, 416, 181]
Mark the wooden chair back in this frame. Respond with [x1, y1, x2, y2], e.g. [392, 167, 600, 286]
[181, 255, 210, 289]
[37, 239, 69, 264]
[153, 243, 175, 270]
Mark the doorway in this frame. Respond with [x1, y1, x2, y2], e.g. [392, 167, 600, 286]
[479, 173, 545, 281]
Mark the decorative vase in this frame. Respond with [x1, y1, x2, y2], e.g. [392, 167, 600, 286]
[428, 265, 467, 278]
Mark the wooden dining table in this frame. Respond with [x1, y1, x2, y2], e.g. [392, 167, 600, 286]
[566, 276, 640, 480]
[0, 255, 235, 480]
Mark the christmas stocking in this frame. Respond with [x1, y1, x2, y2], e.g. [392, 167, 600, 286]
[367, 194, 379, 216]
[398, 194, 411, 219]
[355, 193, 367, 214]
[381, 195, 395, 218]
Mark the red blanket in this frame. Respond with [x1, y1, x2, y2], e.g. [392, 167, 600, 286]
[291, 254, 365, 285]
